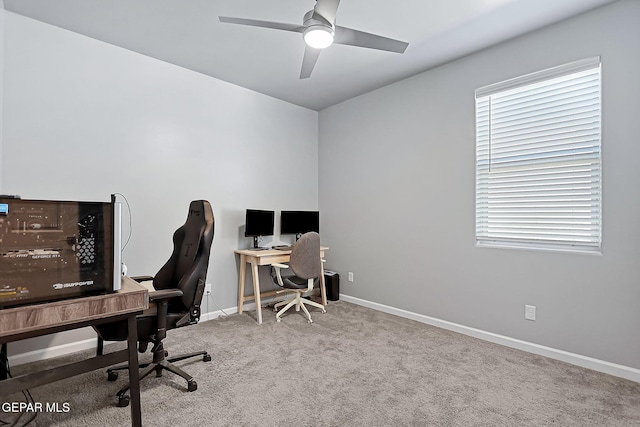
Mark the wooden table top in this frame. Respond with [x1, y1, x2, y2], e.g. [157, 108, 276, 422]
[0, 276, 148, 339]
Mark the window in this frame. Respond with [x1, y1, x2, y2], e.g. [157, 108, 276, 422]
[475, 57, 601, 252]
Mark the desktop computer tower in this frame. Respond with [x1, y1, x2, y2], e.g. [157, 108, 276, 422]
[324, 271, 340, 301]
[0, 197, 122, 309]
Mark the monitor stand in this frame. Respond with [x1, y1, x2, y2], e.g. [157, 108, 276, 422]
[249, 236, 268, 251]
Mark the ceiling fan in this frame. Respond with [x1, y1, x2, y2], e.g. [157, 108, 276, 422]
[219, 0, 409, 79]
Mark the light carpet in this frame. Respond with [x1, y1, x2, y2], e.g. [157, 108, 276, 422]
[2, 300, 639, 426]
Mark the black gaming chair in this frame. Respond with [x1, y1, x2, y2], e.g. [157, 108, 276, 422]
[94, 200, 214, 407]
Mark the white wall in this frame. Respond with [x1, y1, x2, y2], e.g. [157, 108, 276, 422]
[2, 12, 318, 358]
[319, 0, 640, 371]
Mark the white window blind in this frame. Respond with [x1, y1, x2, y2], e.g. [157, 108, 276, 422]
[475, 58, 601, 252]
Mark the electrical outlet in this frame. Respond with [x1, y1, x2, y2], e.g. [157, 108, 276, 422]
[525, 304, 536, 321]
[204, 283, 212, 296]
[348, 272, 354, 282]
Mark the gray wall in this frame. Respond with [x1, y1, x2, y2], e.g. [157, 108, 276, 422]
[319, 0, 640, 370]
[1, 12, 318, 356]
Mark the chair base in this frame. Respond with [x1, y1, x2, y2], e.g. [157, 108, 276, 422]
[107, 348, 211, 407]
[274, 291, 326, 323]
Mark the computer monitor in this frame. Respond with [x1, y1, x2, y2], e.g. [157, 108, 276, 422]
[280, 210, 320, 240]
[244, 209, 275, 249]
[0, 196, 123, 309]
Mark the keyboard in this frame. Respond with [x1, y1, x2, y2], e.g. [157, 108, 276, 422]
[272, 245, 293, 251]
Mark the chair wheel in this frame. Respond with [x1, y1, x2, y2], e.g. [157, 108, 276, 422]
[276, 317, 281, 322]
[322, 309, 327, 314]
[117, 395, 130, 407]
[203, 354, 212, 362]
[107, 371, 118, 381]
[187, 379, 198, 392]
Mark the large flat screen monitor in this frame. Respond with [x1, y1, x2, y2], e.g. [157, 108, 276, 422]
[0, 197, 122, 309]
[281, 210, 320, 239]
[244, 209, 274, 249]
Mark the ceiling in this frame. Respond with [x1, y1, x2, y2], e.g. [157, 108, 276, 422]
[3, 0, 617, 111]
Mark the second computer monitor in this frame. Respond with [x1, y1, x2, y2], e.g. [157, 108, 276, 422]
[281, 210, 319, 239]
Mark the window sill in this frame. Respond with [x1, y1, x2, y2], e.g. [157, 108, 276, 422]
[476, 241, 602, 256]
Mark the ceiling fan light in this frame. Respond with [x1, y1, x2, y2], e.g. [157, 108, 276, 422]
[303, 26, 334, 49]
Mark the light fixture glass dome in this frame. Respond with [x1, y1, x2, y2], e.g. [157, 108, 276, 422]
[303, 25, 334, 49]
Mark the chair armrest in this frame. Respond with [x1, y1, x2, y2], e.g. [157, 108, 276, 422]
[148, 289, 184, 342]
[271, 263, 289, 288]
[131, 275, 155, 283]
[149, 289, 183, 302]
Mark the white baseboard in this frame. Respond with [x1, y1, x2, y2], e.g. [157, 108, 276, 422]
[8, 338, 98, 367]
[200, 307, 236, 322]
[340, 294, 640, 383]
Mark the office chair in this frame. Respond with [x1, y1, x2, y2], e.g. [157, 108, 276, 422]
[94, 200, 214, 407]
[271, 231, 326, 323]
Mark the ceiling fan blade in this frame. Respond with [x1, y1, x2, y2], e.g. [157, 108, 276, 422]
[300, 46, 322, 79]
[334, 26, 408, 53]
[219, 16, 304, 33]
[313, 0, 340, 25]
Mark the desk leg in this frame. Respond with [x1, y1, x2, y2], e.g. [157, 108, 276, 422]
[320, 263, 327, 307]
[127, 316, 142, 427]
[238, 254, 247, 314]
[250, 258, 263, 325]
[0, 343, 7, 381]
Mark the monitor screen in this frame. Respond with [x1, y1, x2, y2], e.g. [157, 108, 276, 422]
[281, 211, 320, 236]
[0, 197, 121, 309]
[244, 209, 275, 237]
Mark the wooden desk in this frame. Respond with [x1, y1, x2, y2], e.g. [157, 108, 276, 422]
[235, 247, 328, 324]
[0, 276, 148, 427]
